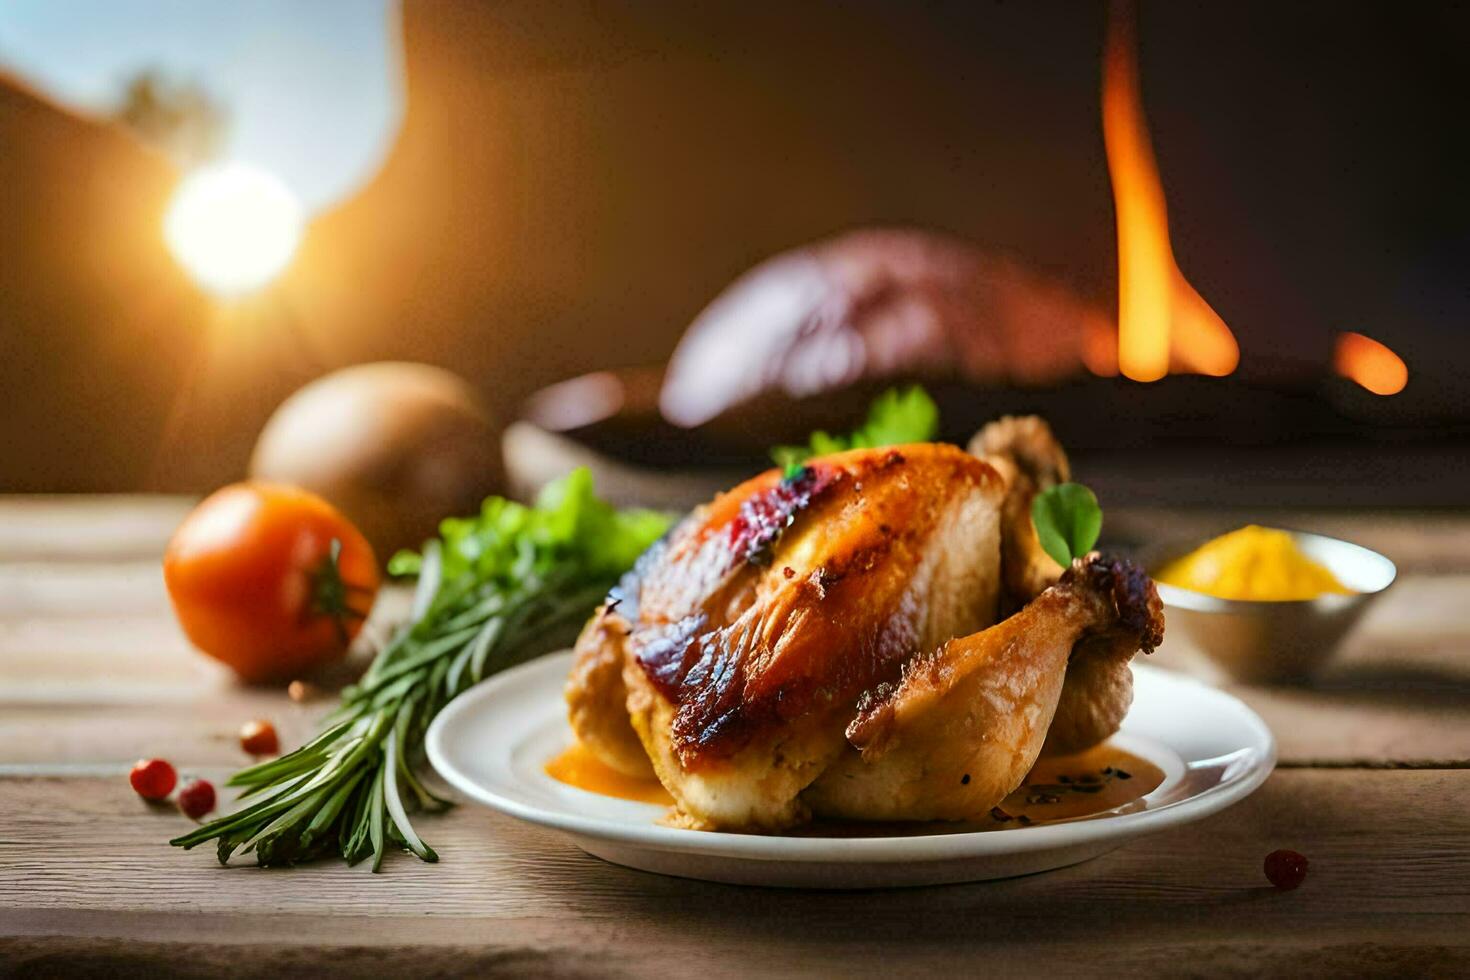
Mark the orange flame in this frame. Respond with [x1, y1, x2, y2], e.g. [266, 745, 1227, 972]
[1334, 332, 1407, 396]
[1102, 1, 1239, 381]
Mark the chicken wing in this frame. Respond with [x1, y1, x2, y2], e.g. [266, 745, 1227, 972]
[968, 414, 1071, 606]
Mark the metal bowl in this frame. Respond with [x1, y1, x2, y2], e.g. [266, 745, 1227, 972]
[1149, 530, 1397, 684]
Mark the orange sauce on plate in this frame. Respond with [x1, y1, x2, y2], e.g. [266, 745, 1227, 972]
[544, 741, 674, 805]
[545, 740, 1163, 831]
[1006, 741, 1166, 823]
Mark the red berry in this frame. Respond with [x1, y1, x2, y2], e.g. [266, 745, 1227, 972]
[129, 758, 177, 800]
[177, 779, 216, 820]
[1264, 849, 1309, 890]
[239, 719, 280, 756]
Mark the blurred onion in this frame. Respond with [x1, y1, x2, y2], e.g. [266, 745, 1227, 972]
[250, 363, 503, 557]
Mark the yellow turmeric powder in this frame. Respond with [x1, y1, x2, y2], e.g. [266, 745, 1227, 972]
[1155, 525, 1351, 601]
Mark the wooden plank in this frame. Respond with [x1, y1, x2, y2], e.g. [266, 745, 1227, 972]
[0, 559, 170, 617]
[2, 913, 1463, 979]
[0, 495, 194, 562]
[0, 610, 396, 701]
[1236, 683, 1470, 768]
[3, 558, 1467, 766]
[0, 701, 332, 768]
[1, 770, 1467, 975]
[0, 558, 407, 762]
[1106, 507, 1470, 575]
[2, 496, 1468, 573]
[1, 500, 1467, 970]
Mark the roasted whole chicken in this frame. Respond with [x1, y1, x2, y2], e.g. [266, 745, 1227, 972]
[565, 418, 1163, 831]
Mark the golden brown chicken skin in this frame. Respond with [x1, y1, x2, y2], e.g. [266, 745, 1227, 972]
[564, 609, 650, 777]
[565, 427, 1163, 832]
[587, 443, 1006, 829]
[633, 447, 1003, 763]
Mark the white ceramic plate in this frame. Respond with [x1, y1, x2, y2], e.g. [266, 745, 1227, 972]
[427, 651, 1274, 888]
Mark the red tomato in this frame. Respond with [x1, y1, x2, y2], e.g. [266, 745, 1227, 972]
[164, 483, 379, 684]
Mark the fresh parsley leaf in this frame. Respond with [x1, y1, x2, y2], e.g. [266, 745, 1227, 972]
[1031, 482, 1103, 568]
[388, 467, 672, 583]
[770, 386, 940, 477]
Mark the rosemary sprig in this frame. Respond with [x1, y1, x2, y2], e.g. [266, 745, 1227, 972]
[171, 468, 672, 870]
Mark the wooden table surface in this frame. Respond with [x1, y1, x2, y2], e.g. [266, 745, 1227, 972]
[3, 497, 1469, 977]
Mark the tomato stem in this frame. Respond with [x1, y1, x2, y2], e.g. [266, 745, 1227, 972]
[310, 538, 368, 646]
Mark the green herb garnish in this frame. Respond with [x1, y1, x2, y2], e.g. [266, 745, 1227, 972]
[1031, 482, 1103, 568]
[770, 386, 940, 477]
[171, 468, 671, 871]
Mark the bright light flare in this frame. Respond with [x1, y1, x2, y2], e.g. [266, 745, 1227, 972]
[1102, 1, 1239, 381]
[165, 163, 303, 297]
[1334, 332, 1407, 396]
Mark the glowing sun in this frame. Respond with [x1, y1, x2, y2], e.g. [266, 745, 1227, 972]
[165, 163, 303, 297]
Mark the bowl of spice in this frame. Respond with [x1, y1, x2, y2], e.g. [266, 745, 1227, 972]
[1149, 526, 1396, 684]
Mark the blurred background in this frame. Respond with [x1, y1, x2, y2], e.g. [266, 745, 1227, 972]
[2, 0, 1466, 527]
